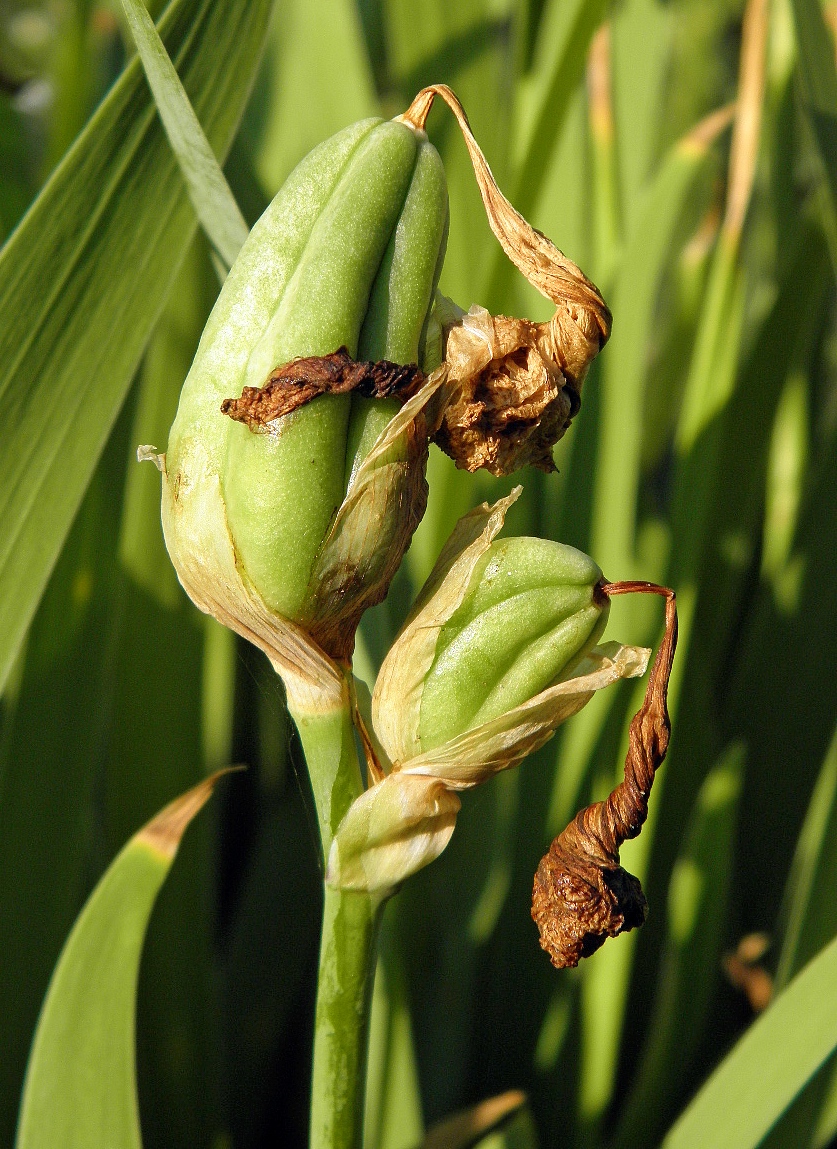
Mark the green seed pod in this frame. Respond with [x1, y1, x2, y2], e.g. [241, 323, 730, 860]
[161, 115, 448, 674]
[327, 492, 650, 894]
[418, 537, 609, 751]
[346, 137, 449, 487]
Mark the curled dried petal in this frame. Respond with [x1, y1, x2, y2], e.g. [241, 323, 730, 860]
[433, 309, 575, 475]
[398, 85, 610, 475]
[532, 584, 678, 968]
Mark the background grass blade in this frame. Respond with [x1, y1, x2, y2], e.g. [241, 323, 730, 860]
[106, 235, 224, 1149]
[662, 932, 837, 1149]
[0, 0, 272, 695]
[763, 726, 837, 1147]
[15, 774, 225, 1149]
[119, 0, 249, 270]
[364, 921, 424, 1149]
[251, 0, 378, 198]
[776, 724, 837, 992]
[613, 743, 745, 1149]
[0, 424, 128, 1146]
[591, 103, 732, 582]
[790, 0, 837, 221]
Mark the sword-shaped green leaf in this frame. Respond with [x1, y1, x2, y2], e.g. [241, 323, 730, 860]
[16, 774, 227, 1149]
[662, 932, 837, 1149]
[118, 0, 249, 271]
[0, 0, 271, 694]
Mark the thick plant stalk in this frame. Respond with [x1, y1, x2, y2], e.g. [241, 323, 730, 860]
[310, 887, 383, 1149]
[286, 674, 383, 1149]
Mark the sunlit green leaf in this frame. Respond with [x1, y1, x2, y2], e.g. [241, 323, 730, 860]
[614, 744, 744, 1149]
[663, 932, 837, 1149]
[0, 0, 271, 694]
[118, 0, 249, 270]
[15, 775, 224, 1149]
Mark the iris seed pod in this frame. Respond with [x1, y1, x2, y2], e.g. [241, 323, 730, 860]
[160, 115, 448, 694]
[326, 491, 650, 894]
[418, 536, 610, 751]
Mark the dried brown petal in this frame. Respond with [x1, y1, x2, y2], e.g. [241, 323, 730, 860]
[532, 584, 678, 969]
[433, 311, 574, 475]
[220, 347, 425, 430]
[398, 85, 610, 475]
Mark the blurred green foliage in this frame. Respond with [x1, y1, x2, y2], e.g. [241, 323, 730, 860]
[1, 0, 837, 1146]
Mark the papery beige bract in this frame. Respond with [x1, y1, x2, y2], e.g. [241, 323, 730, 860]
[326, 774, 461, 893]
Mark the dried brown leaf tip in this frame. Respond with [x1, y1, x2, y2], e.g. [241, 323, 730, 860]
[398, 85, 610, 476]
[221, 347, 425, 431]
[532, 583, 677, 968]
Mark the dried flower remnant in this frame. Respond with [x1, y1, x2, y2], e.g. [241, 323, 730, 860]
[220, 348, 427, 431]
[532, 583, 678, 969]
[434, 309, 577, 474]
[398, 85, 611, 476]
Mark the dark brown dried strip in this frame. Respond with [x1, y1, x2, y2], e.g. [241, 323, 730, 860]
[220, 348, 426, 431]
[532, 583, 678, 969]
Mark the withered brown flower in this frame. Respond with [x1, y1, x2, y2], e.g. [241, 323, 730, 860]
[398, 85, 611, 476]
[532, 584, 678, 968]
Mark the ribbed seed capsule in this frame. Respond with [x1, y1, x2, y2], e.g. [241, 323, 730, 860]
[221, 121, 418, 621]
[162, 116, 449, 663]
[418, 537, 609, 751]
[347, 136, 449, 486]
[327, 494, 651, 895]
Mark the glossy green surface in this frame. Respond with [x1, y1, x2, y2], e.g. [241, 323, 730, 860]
[347, 136, 449, 487]
[419, 537, 607, 750]
[221, 121, 417, 618]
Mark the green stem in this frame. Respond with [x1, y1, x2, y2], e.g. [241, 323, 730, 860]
[288, 676, 361, 860]
[311, 887, 384, 1149]
[287, 675, 385, 1149]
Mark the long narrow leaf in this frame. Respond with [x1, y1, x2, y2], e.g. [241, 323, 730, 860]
[119, 0, 249, 269]
[0, 435, 125, 1145]
[614, 744, 744, 1149]
[762, 727, 837, 1149]
[16, 775, 225, 1149]
[790, 0, 837, 221]
[591, 104, 733, 578]
[0, 0, 271, 694]
[662, 932, 837, 1149]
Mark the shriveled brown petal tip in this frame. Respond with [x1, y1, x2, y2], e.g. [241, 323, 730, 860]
[395, 85, 611, 476]
[433, 312, 577, 475]
[221, 348, 426, 431]
[532, 848, 647, 967]
[532, 584, 677, 969]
